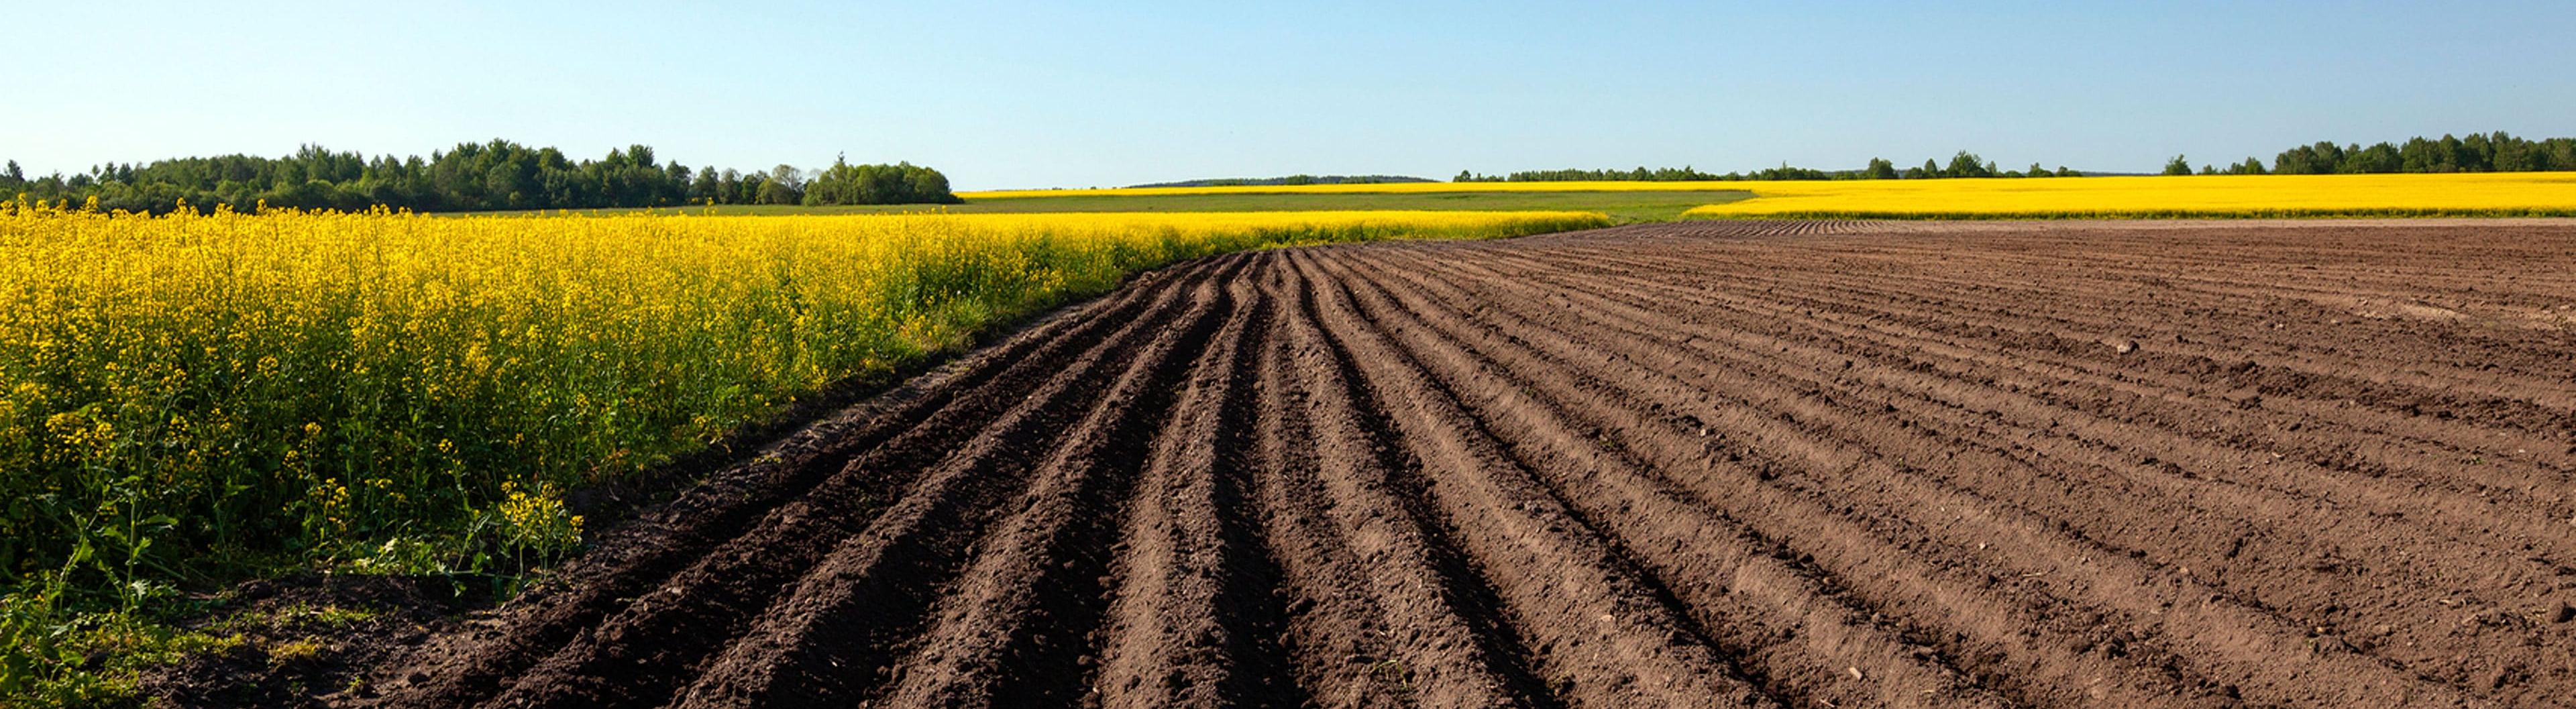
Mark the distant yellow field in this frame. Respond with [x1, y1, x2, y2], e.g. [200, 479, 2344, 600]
[966, 174, 2576, 219]
[959, 181, 1754, 199]
[1684, 172, 2576, 219]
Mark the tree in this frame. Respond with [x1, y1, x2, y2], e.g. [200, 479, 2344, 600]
[691, 167, 720, 204]
[807, 159, 961, 206]
[2492, 132, 2538, 172]
[1919, 158, 1940, 178]
[2342, 142, 2402, 173]
[2400, 137, 2445, 172]
[717, 169, 744, 204]
[1862, 158, 1898, 180]
[665, 162, 694, 199]
[2459, 133, 2494, 172]
[2026, 162, 2047, 178]
[906, 166, 952, 202]
[623, 145, 657, 170]
[755, 164, 804, 205]
[1944, 152, 1991, 178]
[4, 160, 21, 183]
[2162, 155, 2193, 176]
[483, 163, 531, 209]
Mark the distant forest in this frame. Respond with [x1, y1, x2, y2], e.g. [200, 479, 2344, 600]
[0, 140, 958, 215]
[2178, 131, 2576, 175]
[1128, 174, 1434, 188]
[1461, 131, 2576, 182]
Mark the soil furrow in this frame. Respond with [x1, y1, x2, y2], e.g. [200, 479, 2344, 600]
[1471, 248, 2576, 547]
[1341, 247, 2232, 708]
[1401, 247, 2553, 702]
[1635, 244, 2576, 410]
[1358, 244, 2480, 707]
[667, 257, 1249, 708]
[1544, 232, 2576, 400]
[863, 256, 1245, 708]
[357, 219, 2576, 709]
[1314, 252, 2019, 709]
[365, 267, 1209, 708]
[1291, 249, 1783, 708]
[1089, 254, 1302, 709]
[1520, 251, 2576, 586]
[1250, 260, 1557, 708]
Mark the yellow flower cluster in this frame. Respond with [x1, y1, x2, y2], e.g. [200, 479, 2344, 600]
[494, 479, 582, 561]
[0, 199, 1605, 581]
[1681, 172, 2576, 219]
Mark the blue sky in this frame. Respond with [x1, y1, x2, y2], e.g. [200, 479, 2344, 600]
[8, 1, 2573, 189]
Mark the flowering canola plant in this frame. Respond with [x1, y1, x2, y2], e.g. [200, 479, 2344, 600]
[0, 201, 1606, 596]
[1681, 172, 2576, 219]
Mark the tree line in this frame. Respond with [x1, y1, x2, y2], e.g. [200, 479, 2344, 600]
[0, 140, 959, 214]
[1456, 166, 1727, 182]
[1459, 131, 2576, 182]
[2163, 131, 2576, 176]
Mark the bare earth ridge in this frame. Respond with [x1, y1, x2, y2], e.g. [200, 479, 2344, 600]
[355, 219, 2576, 708]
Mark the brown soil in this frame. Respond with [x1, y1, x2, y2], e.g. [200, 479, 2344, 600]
[138, 574, 490, 708]
[341, 219, 2576, 708]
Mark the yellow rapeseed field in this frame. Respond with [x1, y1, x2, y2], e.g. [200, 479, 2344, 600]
[964, 173, 2576, 219]
[1682, 172, 2576, 219]
[0, 201, 1605, 600]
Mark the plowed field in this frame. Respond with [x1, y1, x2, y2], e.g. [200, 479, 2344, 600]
[360, 219, 2576, 709]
